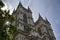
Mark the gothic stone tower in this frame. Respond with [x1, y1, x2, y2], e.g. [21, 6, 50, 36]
[12, 2, 56, 40]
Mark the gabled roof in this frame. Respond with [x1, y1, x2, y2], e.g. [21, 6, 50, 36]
[16, 1, 32, 13]
[34, 13, 51, 26]
[34, 13, 44, 25]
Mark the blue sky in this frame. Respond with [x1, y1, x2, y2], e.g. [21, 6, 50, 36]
[2, 0, 60, 40]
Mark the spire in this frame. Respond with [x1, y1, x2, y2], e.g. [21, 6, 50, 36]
[13, 8, 15, 12]
[45, 17, 49, 22]
[45, 17, 50, 25]
[12, 8, 16, 15]
[19, 1, 22, 6]
[28, 6, 32, 13]
[45, 17, 48, 21]
[17, 1, 22, 9]
[38, 13, 42, 20]
[35, 13, 43, 25]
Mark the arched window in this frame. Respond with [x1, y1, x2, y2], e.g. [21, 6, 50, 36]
[23, 14, 27, 23]
[24, 25, 30, 33]
[38, 27, 42, 35]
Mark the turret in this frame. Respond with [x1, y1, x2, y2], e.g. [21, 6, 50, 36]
[38, 13, 43, 20]
[17, 1, 23, 9]
[12, 9, 15, 13]
[28, 6, 32, 13]
[45, 17, 51, 25]
[34, 13, 43, 25]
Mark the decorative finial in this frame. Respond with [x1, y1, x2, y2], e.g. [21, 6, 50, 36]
[13, 8, 15, 13]
[18, 0, 22, 7]
[13, 8, 15, 12]
[28, 6, 32, 13]
[38, 13, 44, 21]
[45, 17, 48, 21]
[19, 1, 22, 6]
[28, 6, 30, 10]
[45, 17, 50, 25]
[17, 1, 22, 9]
[39, 13, 42, 19]
[39, 13, 41, 17]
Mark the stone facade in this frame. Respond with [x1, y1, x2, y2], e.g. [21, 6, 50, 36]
[12, 2, 56, 40]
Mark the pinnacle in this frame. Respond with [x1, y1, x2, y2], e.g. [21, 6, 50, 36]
[39, 13, 42, 19]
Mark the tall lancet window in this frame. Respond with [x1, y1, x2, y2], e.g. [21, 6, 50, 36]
[23, 14, 27, 23]
[38, 27, 42, 35]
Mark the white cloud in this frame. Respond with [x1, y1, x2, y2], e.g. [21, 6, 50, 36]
[1, 2, 8, 10]
[7, 3, 14, 15]
[1, 2, 13, 15]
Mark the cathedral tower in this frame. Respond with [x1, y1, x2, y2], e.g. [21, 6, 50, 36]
[12, 2, 56, 40]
